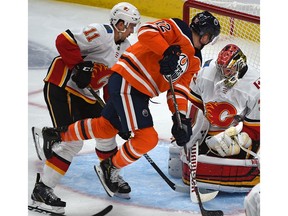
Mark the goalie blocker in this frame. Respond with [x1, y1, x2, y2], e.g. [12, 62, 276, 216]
[168, 106, 260, 193]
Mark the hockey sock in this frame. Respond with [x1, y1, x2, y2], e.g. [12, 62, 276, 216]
[112, 127, 158, 168]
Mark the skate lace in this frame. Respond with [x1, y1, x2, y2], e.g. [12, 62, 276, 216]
[117, 175, 127, 187]
[44, 187, 59, 202]
[110, 167, 120, 184]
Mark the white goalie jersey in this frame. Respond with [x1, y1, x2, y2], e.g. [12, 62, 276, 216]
[189, 58, 260, 135]
[169, 57, 260, 193]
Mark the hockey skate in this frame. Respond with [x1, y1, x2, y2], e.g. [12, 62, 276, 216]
[115, 175, 131, 199]
[94, 157, 131, 199]
[42, 127, 62, 159]
[30, 173, 66, 214]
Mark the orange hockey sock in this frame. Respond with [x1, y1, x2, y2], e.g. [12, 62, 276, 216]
[112, 127, 158, 168]
[60, 116, 118, 141]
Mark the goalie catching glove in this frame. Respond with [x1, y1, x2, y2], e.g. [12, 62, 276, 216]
[205, 127, 252, 157]
[171, 113, 192, 146]
[72, 61, 94, 89]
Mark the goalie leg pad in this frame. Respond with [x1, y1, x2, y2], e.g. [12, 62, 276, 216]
[168, 143, 183, 178]
[182, 155, 260, 192]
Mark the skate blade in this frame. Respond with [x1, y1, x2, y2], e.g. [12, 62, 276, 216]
[30, 200, 65, 214]
[94, 165, 115, 197]
[114, 192, 131, 199]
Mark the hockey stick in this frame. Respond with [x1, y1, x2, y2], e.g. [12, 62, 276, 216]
[86, 87, 189, 193]
[87, 86, 105, 108]
[167, 75, 223, 215]
[190, 144, 223, 216]
[87, 84, 218, 201]
[143, 153, 189, 193]
[28, 204, 113, 216]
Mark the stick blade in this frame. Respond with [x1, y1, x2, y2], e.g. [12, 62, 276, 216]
[92, 205, 113, 216]
[190, 189, 219, 203]
[31, 126, 45, 160]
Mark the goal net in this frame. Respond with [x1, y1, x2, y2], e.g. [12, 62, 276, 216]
[183, 0, 260, 73]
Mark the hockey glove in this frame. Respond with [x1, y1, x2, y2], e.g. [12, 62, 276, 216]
[72, 61, 94, 89]
[206, 129, 252, 157]
[159, 45, 181, 75]
[171, 113, 192, 146]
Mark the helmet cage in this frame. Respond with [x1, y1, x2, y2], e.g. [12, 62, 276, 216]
[216, 44, 247, 87]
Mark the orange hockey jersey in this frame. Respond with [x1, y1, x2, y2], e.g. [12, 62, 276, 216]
[111, 18, 202, 114]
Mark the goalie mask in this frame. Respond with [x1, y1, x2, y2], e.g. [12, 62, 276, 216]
[190, 11, 221, 44]
[216, 44, 248, 88]
[110, 2, 141, 28]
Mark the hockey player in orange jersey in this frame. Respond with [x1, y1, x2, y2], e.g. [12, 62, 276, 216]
[40, 11, 221, 197]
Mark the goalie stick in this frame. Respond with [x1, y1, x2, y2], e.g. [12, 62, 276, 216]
[190, 144, 223, 216]
[167, 75, 223, 215]
[28, 204, 113, 216]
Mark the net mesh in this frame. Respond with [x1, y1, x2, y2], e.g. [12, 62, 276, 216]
[184, 0, 260, 72]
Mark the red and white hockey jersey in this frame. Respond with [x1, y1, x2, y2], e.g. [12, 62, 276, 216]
[182, 58, 260, 192]
[44, 23, 131, 103]
[189, 59, 260, 143]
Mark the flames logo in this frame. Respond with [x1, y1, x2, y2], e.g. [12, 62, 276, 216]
[205, 102, 237, 127]
[90, 63, 112, 90]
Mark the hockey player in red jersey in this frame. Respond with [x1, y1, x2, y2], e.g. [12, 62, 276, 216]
[38, 11, 220, 197]
[30, 2, 140, 213]
[169, 44, 260, 193]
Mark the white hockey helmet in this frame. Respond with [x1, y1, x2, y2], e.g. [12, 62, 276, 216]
[110, 2, 141, 27]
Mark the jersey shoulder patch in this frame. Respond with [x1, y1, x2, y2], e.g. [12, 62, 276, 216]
[203, 59, 213, 67]
[103, 24, 113, 33]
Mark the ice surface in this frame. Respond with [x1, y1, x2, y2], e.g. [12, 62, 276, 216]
[27, 0, 250, 215]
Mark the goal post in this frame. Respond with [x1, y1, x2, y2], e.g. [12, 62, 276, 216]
[182, 0, 260, 72]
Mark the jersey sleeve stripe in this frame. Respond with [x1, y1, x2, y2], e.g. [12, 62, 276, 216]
[62, 30, 77, 46]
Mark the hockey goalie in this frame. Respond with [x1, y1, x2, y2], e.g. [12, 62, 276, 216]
[168, 44, 260, 194]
